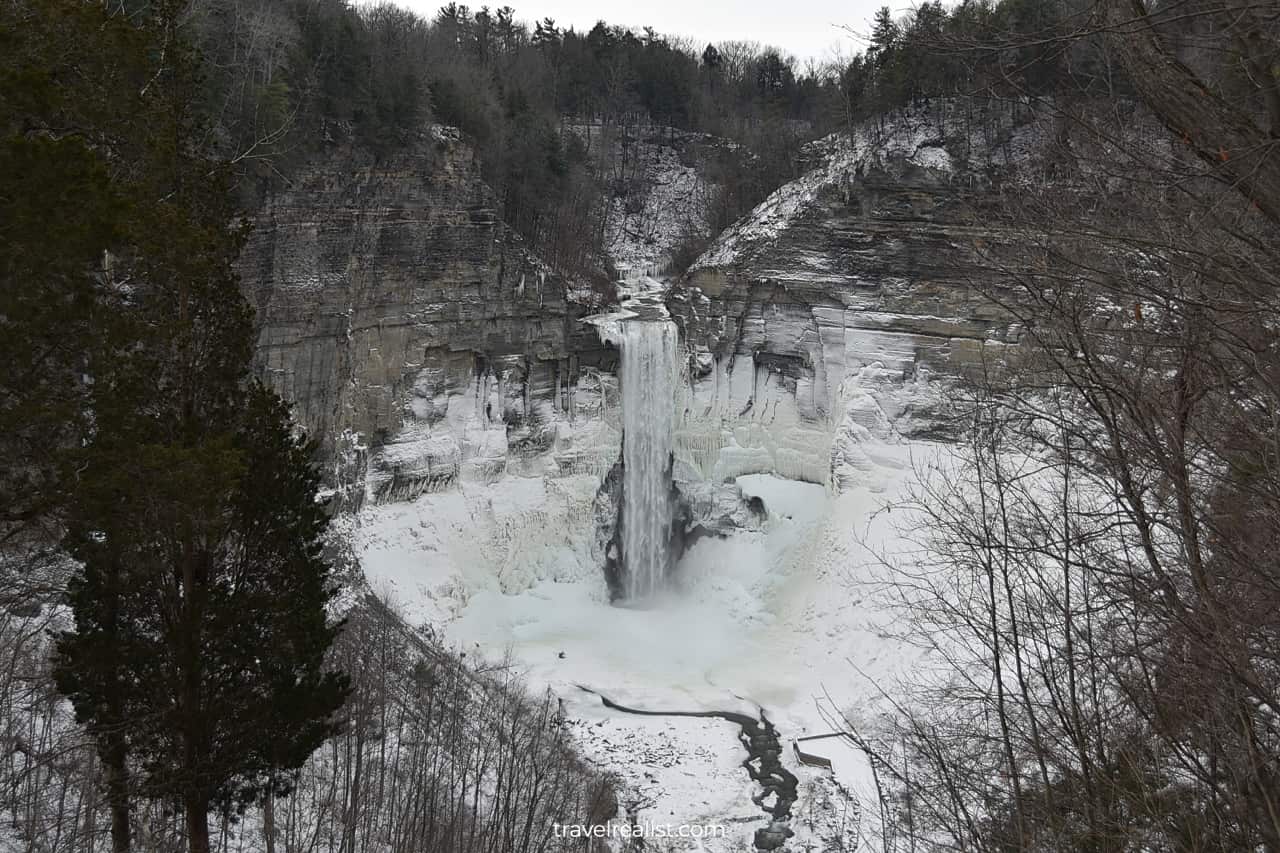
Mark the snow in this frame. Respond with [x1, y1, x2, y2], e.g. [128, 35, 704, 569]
[674, 350, 949, 499]
[361, 346, 623, 503]
[692, 108, 958, 271]
[350, 276, 956, 847]
[604, 146, 711, 274]
[353, 424, 948, 851]
[570, 125, 717, 274]
[357, 471, 610, 626]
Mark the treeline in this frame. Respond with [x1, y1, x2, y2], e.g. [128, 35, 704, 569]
[180, 0, 857, 278]
[841, 0, 1090, 122]
[843, 0, 1277, 130]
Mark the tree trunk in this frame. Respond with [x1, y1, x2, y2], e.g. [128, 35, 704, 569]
[263, 793, 277, 853]
[105, 736, 130, 853]
[1099, 0, 1280, 224]
[185, 796, 210, 853]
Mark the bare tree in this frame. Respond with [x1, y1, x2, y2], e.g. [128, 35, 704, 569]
[834, 3, 1280, 850]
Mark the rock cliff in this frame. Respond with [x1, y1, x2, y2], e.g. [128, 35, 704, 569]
[236, 108, 1047, 584]
[237, 128, 621, 506]
[669, 105, 1037, 492]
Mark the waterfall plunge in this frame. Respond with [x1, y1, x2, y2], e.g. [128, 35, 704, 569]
[614, 320, 678, 600]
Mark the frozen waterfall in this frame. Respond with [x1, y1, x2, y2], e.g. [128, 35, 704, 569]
[614, 320, 678, 599]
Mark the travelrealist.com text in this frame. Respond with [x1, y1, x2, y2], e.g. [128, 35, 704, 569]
[553, 822, 727, 839]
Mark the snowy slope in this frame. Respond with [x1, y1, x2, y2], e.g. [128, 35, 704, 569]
[604, 143, 713, 274]
[570, 123, 721, 275]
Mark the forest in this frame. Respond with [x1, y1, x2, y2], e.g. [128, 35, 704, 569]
[175, 0, 1131, 278]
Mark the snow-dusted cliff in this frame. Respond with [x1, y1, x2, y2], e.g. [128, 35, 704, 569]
[238, 128, 623, 510]
[572, 123, 724, 275]
[669, 104, 1040, 494]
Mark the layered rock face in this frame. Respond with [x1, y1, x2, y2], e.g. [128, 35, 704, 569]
[238, 128, 620, 506]
[669, 107, 1033, 492]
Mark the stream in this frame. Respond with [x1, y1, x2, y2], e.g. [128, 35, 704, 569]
[578, 686, 798, 851]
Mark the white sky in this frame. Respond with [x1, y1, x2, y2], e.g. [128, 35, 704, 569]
[394, 0, 902, 64]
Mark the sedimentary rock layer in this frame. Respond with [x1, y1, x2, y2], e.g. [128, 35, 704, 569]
[670, 107, 1031, 491]
[237, 129, 620, 503]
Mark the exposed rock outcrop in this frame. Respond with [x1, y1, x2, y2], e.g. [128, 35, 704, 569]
[237, 128, 621, 506]
[669, 105, 1035, 493]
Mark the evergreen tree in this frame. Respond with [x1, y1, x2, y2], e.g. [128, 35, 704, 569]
[701, 43, 721, 71]
[0, 0, 149, 554]
[869, 6, 899, 67]
[58, 387, 349, 853]
[18, 3, 352, 852]
[532, 17, 560, 49]
[755, 50, 794, 96]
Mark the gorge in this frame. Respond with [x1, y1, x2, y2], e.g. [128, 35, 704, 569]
[234, 107, 1018, 852]
[9, 3, 1279, 850]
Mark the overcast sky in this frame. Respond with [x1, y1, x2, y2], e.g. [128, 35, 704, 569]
[395, 0, 898, 64]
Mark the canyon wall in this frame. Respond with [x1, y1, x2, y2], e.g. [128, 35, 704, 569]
[669, 106, 1037, 493]
[237, 128, 621, 507]
[236, 109, 1047, 582]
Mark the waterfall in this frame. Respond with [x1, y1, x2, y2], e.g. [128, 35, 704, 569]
[614, 320, 677, 599]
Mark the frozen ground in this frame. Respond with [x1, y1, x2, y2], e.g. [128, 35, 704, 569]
[354, 432, 947, 852]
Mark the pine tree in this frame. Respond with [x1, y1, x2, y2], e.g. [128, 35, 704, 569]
[755, 50, 793, 95]
[869, 6, 899, 67]
[701, 43, 721, 71]
[30, 3, 351, 852]
[532, 17, 560, 50]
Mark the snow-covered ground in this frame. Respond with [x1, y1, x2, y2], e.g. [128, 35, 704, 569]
[354, 426, 947, 851]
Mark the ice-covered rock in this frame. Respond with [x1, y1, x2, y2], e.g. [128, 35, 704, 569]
[670, 104, 1034, 498]
[238, 128, 623, 507]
